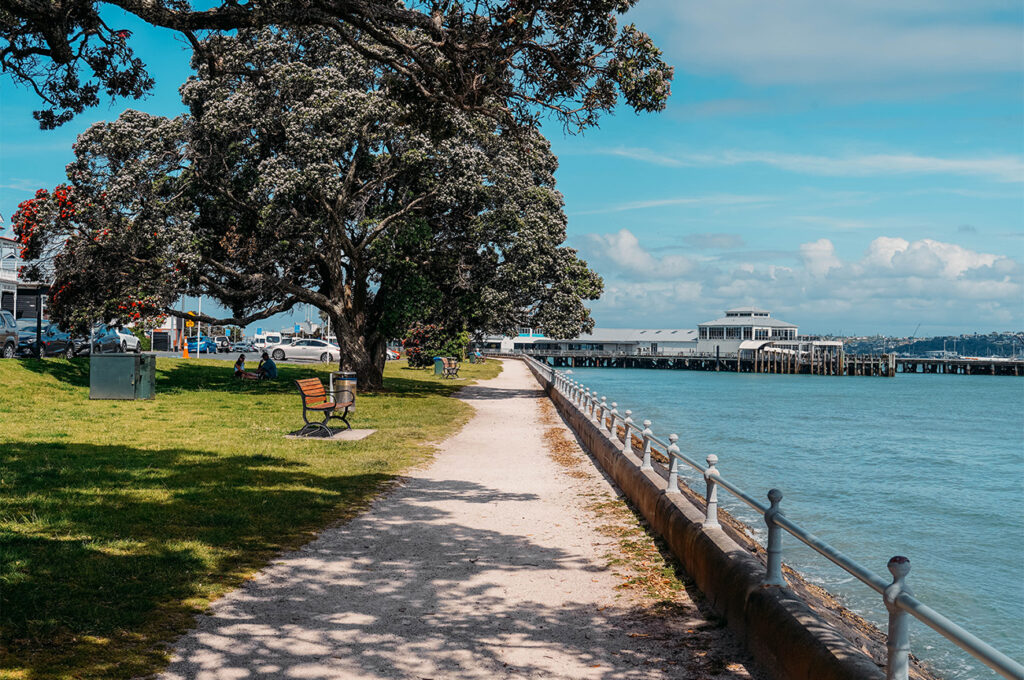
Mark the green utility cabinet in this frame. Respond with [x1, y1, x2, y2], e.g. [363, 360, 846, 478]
[89, 353, 156, 400]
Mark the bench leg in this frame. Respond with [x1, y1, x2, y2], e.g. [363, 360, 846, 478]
[300, 409, 333, 437]
[328, 405, 351, 430]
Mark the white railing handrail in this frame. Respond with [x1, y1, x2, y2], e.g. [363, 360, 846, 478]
[522, 356, 1024, 680]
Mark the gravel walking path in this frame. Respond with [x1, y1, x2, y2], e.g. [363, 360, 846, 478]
[159, 359, 762, 679]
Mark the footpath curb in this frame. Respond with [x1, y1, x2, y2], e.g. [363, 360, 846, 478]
[525, 359, 886, 680]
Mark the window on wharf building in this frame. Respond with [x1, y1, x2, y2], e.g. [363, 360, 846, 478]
[707, 327, 725, 339]
[755, 328, 769, 340]
[743, 327, 753, 340]
[725, 327, 741, 339]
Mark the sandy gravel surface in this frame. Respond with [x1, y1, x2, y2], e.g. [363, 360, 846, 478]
[159, 359, 762, 680]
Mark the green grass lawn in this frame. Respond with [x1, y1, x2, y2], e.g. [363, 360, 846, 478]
[0, 356, 501, 680]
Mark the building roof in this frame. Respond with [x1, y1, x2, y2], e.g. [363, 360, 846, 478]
[699, 316, 797, 328]
[495, 328, 699, 344]
[726, 306, 771, 315]
[577, 328, 698, 343]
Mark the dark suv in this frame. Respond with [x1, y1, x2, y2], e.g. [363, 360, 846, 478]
[0, 310, 17, 358]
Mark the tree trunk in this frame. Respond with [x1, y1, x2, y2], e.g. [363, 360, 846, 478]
[333, 313, 386, 391]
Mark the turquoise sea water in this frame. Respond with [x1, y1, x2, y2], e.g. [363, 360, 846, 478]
[563, 367, 1023, 680]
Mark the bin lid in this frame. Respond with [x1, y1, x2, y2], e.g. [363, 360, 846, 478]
[330, 370, 357, 378]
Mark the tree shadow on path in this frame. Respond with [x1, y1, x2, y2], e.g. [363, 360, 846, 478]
[161, 477, 760, 680]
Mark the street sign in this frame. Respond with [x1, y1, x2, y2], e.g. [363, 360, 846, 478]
[185, 320, 195, 328]
[294, 324, 301, 333]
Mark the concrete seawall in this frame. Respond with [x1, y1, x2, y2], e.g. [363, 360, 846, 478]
[525, 359, 890, 680]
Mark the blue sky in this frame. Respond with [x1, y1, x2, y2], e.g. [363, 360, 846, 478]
[1, 0, 1021, 336]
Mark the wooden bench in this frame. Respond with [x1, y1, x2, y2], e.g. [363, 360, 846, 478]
[294, 377, 353, 437]
[441, 357, 461, 379]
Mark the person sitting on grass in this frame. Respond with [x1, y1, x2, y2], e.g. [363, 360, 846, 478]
[256, 351, 278, 380]
[234, 354, 259, 380]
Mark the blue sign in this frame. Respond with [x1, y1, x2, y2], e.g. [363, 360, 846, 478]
[256, 327, 263, 335]
[294, 324, 301, 333]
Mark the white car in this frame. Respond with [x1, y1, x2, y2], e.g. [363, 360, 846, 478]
[93, 324, 141, 353]
[268, 338, 340, 362]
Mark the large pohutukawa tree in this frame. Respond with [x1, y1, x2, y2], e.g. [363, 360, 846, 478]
[13, 29, 603, 388]
[1, 0, 673, 129]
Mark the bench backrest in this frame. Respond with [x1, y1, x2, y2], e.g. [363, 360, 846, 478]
[295, 378, 328, 404]
[295, 377, 355, 407]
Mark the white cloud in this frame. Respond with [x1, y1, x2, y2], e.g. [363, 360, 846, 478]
[585, 229, 696, 280]
[593, 148, 1024, 183]
[800, 239, 843, 277]
[573, 193, 775, 216]
[578, 229, 1022, 333]
[634, 0, 1022, 87]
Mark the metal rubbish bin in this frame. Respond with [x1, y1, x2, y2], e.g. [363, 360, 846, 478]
[90, 353, 156, 400]
[329, 371, 357, 413]
[433, 357, 444, 375]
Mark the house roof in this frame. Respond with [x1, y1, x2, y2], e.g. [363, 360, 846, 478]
[726, 306, 771, 315]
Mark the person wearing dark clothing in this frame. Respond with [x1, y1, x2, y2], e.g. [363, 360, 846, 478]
[257, 351, 278, 380]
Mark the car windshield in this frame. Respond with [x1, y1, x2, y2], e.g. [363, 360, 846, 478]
[16, 318, 38, 331]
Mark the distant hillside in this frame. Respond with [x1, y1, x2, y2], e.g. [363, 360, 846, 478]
[844, 332, 1024, 357]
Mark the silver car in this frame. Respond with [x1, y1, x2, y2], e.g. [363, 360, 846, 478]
[268, 338, 340, 362]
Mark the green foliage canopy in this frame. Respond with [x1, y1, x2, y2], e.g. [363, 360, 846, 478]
[1, 0, 673, 130]
[13, 29, 603, 387]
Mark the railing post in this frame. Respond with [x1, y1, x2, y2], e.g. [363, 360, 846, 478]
[609, 402, 619, 436]
[884, 556, 913, 680]
[584, 389, 593, 417]
[641, 420, 654, 470]
[571, 381, 579, 405]
[666, 434, 681, 494]
[703, 454, 720, 528]
[763, 489, 786, 586]
[622, 411, 634, 451]
[599, 396, 608, 428]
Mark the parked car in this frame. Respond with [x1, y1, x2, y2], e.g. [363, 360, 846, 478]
[268, 338, 340, 362]
[15, 319, 88, 358]
[213, 335, 231, 352]
[92, 324, 142, 353]
[186, 333, 219, 354]
[0, 310, 17, 359]
[15, 318, 41, 357]
[252, 333, 283, 351]
[386, 348, 400, 360]
[231, 340, 255, 353]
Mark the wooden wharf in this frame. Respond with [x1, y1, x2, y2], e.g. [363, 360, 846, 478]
[515, 350, 1023, 377]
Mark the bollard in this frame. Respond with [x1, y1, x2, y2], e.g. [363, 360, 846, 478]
[884, 556, 913, 680]
[666, 434, 681, 494]
[763, 489, 787, 586]
[609, 403, 619, 435]
[703, 454, 720, 528]
[623, 411, 634, 452]
[641, 420, 654, 470]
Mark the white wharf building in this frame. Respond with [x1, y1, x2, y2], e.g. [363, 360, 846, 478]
[696, 307, 841, 359]
[475, 307, 841, 360]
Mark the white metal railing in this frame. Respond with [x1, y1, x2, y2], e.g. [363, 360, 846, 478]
[523, 355, 1024, 680]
